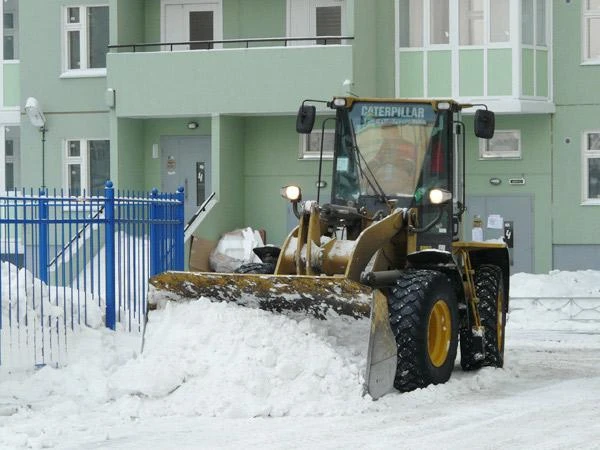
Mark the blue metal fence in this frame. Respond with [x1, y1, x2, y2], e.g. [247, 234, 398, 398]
[0, 182, 184, 369]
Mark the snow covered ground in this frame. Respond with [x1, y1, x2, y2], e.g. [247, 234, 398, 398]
[1, 270, 600, 449]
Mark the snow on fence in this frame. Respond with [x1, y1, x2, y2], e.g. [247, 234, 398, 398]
[510, 296, 600, 321]
[0, 182, 184, 370]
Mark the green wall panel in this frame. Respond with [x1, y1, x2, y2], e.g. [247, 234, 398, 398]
[223, 0, 285, 42]
[112, 0, 145, 46]
[243, 115, 333, 245]
[108, 46, 352, 117]
[353, 0, 377, 96]
[464, 114, 552, 273]
[398, 52, 424, 97]
[554, 0, 600, 105]
[536, 50, 548, 98]
[3, 63, 19, 107]
[427, 51, 451, 97]
[144, 0, 160, 43]
[194, 116, 245, 241]
[459, 50, 483, 97]
[487, 49, 512, 96]
[116, 118, 144, 190]
[374, 0, 396, 98]
[552, 105, 600, 244]
[522, 49, 534, 96]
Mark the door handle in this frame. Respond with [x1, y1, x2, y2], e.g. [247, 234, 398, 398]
[184, 178, 188, 200]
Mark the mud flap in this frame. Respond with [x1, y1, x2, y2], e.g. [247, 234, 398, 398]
[364, 289, 398, 400]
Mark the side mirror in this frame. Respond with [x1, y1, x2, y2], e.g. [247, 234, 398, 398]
[474, 109, 495, 139]
[296, 104, 316, 134]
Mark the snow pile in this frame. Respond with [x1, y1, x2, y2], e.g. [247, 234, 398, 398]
[510, 270, 600, 297]
[508, 270, 600, 329]
[0, 271, 599, 448]
[108, 300, 372, 418]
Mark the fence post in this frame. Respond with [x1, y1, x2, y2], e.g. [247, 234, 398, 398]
[104, 181, 116, 330]
[38, 188, 49, 284]
[150, 188, 160, 276]
[174, 186, 185, 270]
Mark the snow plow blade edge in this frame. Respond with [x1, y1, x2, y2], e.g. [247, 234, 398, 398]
[148, 271, 373, 320]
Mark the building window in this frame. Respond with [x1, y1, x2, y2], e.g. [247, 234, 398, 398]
[3, 0, 18, 61]
[459, 0, 510, 46]
[479, 130, 521, 159]
[459, 0, 484, 45]
[490, 0, 510, 43]
[398, 0, 423, 48]
[522, 0, 546, 46]
[287, 0, 345, 45]
[62, 5, 109, 75]
[5, 139, 14, 189]
[2, 126, 19, 191]
[299, 129, 334, 160]
[316, 3, 342, 44]
[430, 1, 449, 45]
[65, 139, 110, 196]
[583, 131, 600, 202]
[583, 0, 600, 62]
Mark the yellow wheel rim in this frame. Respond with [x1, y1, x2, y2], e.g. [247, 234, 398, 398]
[497, 288, 504, 352]
[428, 300, 452, 367]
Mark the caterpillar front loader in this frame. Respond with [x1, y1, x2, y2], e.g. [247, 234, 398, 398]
[149, 97, 510, 399]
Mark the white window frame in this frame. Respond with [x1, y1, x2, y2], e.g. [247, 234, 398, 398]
[64, 138, 110, 195]
[299, 129, 334, 160]
[582, 1, 600, 64]
[582, 131, 600, 204]
[287, 0, 347, 45]
[479, 129, 521, 160]
[61, 5, 109, 78]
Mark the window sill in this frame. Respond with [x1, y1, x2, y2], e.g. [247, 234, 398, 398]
[580, 60, 600, 66]
[581, 199, 600, 206]
[60, 68, 107, 79]
[479, 156, 522, 160]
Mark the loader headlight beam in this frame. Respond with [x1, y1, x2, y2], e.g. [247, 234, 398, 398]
[429, 188, 452, 205]
[281, 185, 302, 202]
[281, 185, 303, 219]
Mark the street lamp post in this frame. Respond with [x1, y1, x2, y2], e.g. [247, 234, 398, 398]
[24, 97, 48, 189]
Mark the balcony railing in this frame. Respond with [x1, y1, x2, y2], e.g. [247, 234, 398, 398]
[108, 36, 354, 53]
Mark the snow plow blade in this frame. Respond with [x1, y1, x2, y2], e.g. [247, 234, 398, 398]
[148, 271, 372, 320]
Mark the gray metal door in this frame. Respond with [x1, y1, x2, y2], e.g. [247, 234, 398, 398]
[466, 195, 533, 274]
[161, 136, 211, 223]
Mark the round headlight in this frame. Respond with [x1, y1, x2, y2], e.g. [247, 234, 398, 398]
[281, 185, 302, 201]
[429, 188, 452, 204]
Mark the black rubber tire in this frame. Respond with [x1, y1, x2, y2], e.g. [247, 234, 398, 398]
[460, 264, 506, 370]
[233, 262, 275, 274]
[387, 269, 459, 392]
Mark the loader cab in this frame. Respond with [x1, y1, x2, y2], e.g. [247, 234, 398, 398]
[330, 98, 455, 248]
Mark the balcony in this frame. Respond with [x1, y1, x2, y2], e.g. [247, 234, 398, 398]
[106, 37, 353, 118]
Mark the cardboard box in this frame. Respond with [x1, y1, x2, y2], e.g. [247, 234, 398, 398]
[188, 236, 217, 272]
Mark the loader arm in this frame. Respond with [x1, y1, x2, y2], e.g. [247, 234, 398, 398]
[275, 202, 409, 279]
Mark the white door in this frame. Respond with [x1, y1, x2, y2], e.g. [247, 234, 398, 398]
[287, 0, 345, 45]
[163, 1, 222, 50]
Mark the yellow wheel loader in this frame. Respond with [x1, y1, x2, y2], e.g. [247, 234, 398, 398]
[149, 97, 510, 399]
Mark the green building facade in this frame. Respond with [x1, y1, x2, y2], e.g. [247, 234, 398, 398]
[4, 0, 600, 273]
